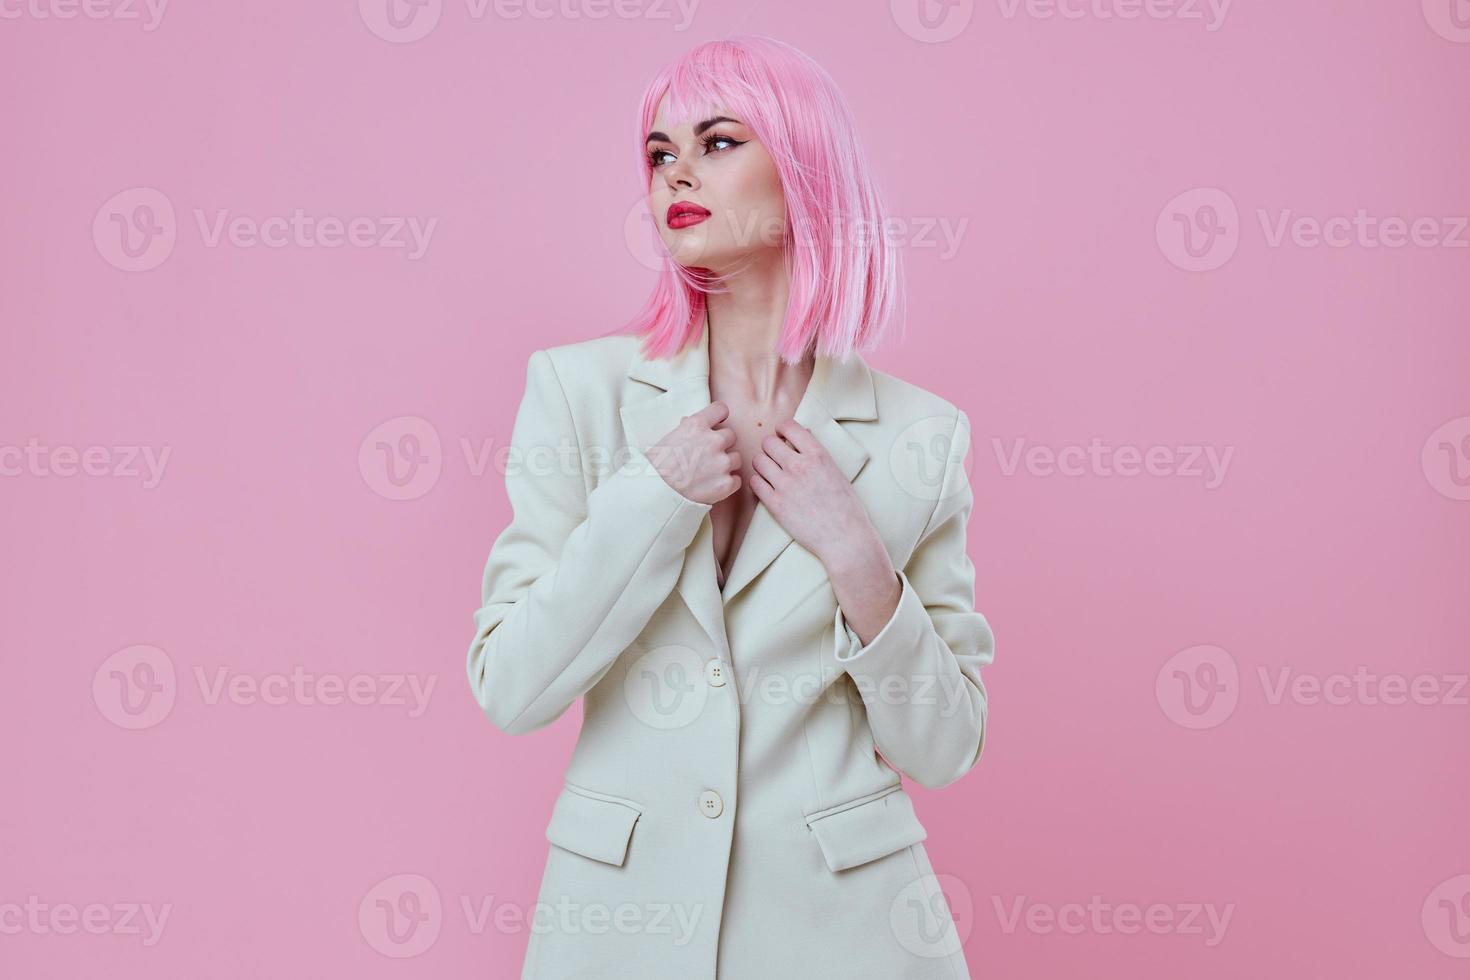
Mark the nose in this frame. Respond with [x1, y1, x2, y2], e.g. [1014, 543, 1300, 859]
[662, 156, 698, 192]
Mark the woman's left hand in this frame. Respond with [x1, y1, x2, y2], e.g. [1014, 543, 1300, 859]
[749, 420, 871, 566]
[752, 420, 901, 644]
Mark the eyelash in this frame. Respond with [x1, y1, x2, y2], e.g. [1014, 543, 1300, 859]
[648, 133, 743, 168]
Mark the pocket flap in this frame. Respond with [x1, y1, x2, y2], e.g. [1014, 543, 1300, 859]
[545, 783, 642, 867]
[803, 785, 928, 872]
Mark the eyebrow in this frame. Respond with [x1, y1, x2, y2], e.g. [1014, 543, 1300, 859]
[646, 116, 741, 145]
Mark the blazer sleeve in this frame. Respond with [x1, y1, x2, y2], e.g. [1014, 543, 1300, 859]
[467, 349, 712, 736]
[831, 407, 995, 789]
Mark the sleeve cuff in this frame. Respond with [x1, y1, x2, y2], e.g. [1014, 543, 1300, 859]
[618, 444, 713, 533]
[832, 569, 918, 665]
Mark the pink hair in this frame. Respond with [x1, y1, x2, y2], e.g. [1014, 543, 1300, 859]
[609, 35, 904, 365]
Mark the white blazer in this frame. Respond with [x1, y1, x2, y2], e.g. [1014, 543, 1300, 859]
[467, 325, 994, 979]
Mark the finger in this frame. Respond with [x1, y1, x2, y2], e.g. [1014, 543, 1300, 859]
[692, 401, 730, 426]
[761, 433, 800, 468]
[751, 451, 781, 485]
[776, 420, 821, 454]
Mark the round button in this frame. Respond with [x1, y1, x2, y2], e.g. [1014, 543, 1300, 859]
[704, 659, 727, 687]
[698, 790, 724, 818]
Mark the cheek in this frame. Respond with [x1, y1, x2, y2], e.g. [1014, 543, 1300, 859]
[722, 158, 786, 238]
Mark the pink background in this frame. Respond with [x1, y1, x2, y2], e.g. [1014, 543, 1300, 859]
[3, 1, 1469, 976]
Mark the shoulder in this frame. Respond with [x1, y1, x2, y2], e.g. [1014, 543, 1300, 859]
[533, 332, 640, 384]
[517, 334, 641, 433]
[863, 359, 966, 430]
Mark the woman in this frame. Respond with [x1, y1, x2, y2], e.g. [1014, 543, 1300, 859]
[467, 35, 994, 980]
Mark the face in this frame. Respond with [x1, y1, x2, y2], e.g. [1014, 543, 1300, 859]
[645, 96, 787, 273]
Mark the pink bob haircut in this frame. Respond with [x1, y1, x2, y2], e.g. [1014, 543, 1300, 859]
[611, 35, 905, 365]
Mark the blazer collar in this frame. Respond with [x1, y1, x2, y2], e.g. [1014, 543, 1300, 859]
[619, 322, 877, 657]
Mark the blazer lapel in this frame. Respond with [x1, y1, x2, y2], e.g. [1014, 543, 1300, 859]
[618, 324, 877, 656]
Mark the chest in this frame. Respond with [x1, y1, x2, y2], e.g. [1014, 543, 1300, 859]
[708, 397, 800, 589]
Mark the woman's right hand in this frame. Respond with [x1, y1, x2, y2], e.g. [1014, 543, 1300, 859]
[649, 401, 742, 505]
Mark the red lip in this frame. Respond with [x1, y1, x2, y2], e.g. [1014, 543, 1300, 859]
[667, 201, 712, 229]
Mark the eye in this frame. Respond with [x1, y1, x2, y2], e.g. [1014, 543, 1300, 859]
[647, 132, 745, 169]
